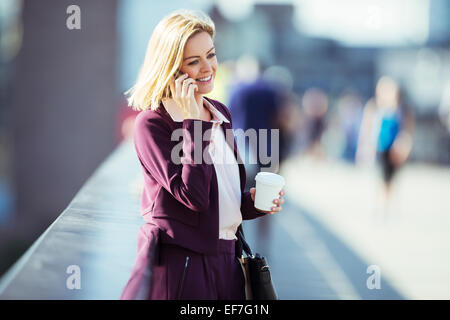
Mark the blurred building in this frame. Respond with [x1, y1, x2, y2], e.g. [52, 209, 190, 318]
[209, 1, 450, 164]
[0, 0, 120, 277]
[210, 3, 377, 101]
[428, 0, 450, 46]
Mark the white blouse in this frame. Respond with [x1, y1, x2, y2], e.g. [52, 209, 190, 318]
[204, 99, 243, 240]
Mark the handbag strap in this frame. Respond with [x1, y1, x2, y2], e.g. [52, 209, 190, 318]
[237, 225, 253, 257]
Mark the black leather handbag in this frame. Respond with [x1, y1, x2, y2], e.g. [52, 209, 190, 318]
[237, 226, 278, 300]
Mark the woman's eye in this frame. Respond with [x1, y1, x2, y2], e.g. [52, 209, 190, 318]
[188, 53, 216, 65]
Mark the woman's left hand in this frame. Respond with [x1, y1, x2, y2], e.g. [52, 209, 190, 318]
[250, 188, 285, 215]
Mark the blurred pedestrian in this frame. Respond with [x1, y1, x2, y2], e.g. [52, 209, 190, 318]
[439, 81, 450, 164]
[228, 58, 285, 189]
[336, 90, 364, 163]
[301, 88, 329, 160]
[356, 76, 414, 215]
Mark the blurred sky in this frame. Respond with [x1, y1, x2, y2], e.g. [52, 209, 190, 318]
[294, 0, 430, 46]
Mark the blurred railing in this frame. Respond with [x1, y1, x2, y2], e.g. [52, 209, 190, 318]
[0, 139, 144, 299]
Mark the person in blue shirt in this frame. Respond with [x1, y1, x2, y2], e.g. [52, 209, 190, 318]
[356, 76, 414, 213]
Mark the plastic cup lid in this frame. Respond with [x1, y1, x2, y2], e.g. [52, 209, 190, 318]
[255, 172, 285, 187]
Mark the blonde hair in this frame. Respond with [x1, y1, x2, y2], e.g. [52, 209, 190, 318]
[125, 9, 215, 111]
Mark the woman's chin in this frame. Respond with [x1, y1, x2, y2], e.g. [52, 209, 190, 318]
[196, 85, 214, 95]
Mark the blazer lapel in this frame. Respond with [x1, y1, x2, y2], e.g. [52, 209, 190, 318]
[221, 113, 247, 193]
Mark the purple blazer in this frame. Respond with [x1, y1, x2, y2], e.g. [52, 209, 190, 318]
[132, 96, 265, 255]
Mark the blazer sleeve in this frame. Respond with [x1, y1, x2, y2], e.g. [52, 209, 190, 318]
[213, 100, 268, 221]
[241, 191, 267, 220]
[133, 115, 215, 213]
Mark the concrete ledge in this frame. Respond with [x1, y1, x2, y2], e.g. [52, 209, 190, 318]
[0, 139, 144, 299]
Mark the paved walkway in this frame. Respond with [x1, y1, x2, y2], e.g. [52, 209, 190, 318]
[246, 155, 450, 299]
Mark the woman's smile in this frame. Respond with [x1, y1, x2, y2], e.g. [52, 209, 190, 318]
[195, 74, 213, 84]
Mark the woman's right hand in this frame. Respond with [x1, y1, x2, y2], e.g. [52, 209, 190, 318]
[169, 73, 200, 119]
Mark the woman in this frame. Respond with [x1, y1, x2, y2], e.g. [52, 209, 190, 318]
[120, 10, 285, 300]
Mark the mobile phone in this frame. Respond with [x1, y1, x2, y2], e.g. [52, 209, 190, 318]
[175, 70, 183, 79]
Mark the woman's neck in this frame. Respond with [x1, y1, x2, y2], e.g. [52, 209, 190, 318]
[195, 94, 212, 122]
[195, 94, 204, 113]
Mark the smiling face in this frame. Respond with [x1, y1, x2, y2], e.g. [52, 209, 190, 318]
[180, 31, 217, 95]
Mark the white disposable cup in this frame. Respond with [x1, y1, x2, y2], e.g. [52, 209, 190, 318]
[254, 172, 285, 211]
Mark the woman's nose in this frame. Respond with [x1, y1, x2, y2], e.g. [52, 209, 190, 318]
[200, 59, 213, 72]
